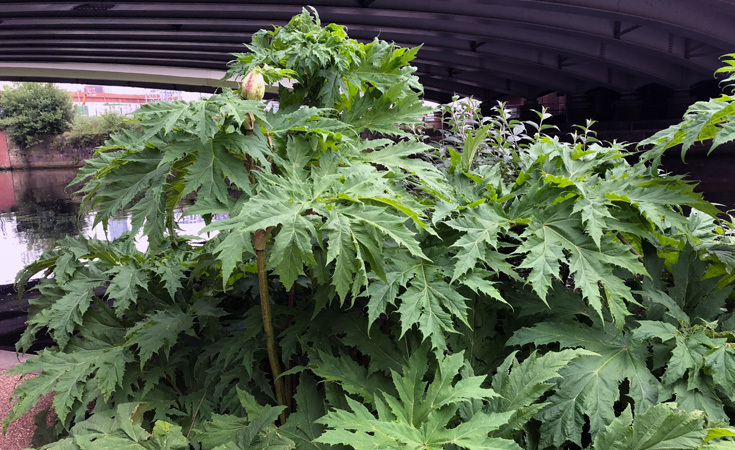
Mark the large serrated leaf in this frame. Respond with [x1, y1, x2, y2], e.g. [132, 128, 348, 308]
[106, 261, 148, 317]
[488, 349, 594, 437]
[593, 404, 706, 450]
[125, 305, 194, 365]
[508, 322, 659, 447]
[315, 349, 519, 450]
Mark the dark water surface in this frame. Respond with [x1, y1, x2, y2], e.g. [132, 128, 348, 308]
[0, 168, 209, 286]
[0, 169, 87, 285]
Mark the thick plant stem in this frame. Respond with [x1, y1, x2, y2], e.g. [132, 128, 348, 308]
[254, 227, 288, 423]
[284, 285, 296, 409]
[617, 232, 643, 262]
[244, 113, 258, 184]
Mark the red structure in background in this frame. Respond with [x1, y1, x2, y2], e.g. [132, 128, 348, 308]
[0, 173, 15, 211]
[0, 131, 10, 169]
[71, 90, 149, 106]
[0, 131, 15, 210]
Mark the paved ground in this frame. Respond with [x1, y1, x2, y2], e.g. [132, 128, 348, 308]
[0, 350, 53, 450]
[0, 351, 31, 372]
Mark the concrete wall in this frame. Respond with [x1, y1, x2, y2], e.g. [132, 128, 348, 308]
[0, 131, 94, 169]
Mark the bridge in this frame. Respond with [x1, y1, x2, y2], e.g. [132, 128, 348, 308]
[1, 1, 734, 109]
[5, 1, 735, 235]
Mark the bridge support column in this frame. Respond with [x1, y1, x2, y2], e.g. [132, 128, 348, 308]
[519, 97, 541, 121]
[668, 89, 696, 118]
[614, 93, 642, 122]
[565, 94, 593, 124]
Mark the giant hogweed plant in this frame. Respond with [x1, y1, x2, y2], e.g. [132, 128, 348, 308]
[6, 9, 735, 449]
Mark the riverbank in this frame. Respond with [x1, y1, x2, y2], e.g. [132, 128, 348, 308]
[0, 130, 94, 170]
[0, 282, 41, 352]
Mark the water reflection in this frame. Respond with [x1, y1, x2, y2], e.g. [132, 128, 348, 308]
[0, 169, 85, 283]
[0, 169, 212, 285]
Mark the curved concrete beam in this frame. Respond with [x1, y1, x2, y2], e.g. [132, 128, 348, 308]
[0, 62, 240, 92]
[0, 1, 732, 103]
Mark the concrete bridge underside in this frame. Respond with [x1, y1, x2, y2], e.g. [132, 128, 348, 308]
[1, 1, 734, 115]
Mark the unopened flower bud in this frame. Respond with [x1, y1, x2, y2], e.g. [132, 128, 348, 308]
[241, 69, 265, 101]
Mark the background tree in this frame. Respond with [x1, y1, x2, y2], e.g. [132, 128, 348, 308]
[0, 82, 74, 148]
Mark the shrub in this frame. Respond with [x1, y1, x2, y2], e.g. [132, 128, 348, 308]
[0, 82, 74, 148]
[64, 111, 131, 148]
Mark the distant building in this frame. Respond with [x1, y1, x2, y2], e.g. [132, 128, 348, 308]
[70, 85, 184, 116]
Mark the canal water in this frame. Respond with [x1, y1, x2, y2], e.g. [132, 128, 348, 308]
[0, 169, 85, 285]
[0, 168, 210, 285]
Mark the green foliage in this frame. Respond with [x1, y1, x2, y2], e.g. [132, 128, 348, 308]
[0, 82, 75, 148]
[487, 349, 595, 439]
[8, 9, 735, 450]
[64, 111, 136, 148]
[639, 54, 735, 165]
[225, 6, 422, 117]
[427, 95, 554, 176]
[316, 348, 521, 450]
[591, 404, 735, 449]
[593, 404, 707, 450]
[38, 404, 190, 449]
[509, 321, 659, 447]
